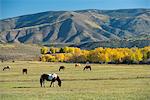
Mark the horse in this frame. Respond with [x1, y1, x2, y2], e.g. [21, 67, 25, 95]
[22, 69, 27, 74]
[83, 65, 91, 71]
[59, 66, 65, 71]
[3, 66, 10, 71]
[40, 73, 61, 87]
[75, 64, 81, 68]
[1, 59, 4, 63]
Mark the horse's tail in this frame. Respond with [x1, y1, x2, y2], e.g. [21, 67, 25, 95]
[40, 76, 43, 87]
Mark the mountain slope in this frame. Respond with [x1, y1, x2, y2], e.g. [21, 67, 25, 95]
[0, 9, 150, 47]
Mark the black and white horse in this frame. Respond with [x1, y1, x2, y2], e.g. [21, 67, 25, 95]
[40, 73, 61, 87]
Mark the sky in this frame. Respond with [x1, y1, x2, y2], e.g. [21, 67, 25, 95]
[0, 0, 150, 19]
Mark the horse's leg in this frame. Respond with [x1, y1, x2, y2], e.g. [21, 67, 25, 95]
[40, 78, 43, 87]
[43, 80, 45, 87]
[50, 81, 53, 87]
[42, 79, 45, 87]
[83, 68, 85, 71]
[53, 82, 55, 87]
[52, 82, 54, 87]
[3, 68, 6, 71]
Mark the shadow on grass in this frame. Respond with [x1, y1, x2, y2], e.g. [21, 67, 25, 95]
[62, 76, 150, 81]
[12, 86, 39, 88]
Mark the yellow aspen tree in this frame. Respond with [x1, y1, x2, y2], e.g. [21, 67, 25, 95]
[135, 49, 143, 62]
[41, 47, 48, 54]
[55, 54, 65, 62]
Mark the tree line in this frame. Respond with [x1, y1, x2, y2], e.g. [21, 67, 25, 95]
[40, 46, 150, 64]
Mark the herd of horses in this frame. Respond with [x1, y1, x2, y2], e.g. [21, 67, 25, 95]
[3, 66, 28, 74]
[59, 64, 92, 71]
[2, 63, 91, 87]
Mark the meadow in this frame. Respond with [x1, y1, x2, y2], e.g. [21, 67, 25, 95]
[0, 61, 150, 100]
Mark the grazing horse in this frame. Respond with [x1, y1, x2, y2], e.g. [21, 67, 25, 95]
[83, 65, 91, 71]
[22, 69, 27, 74]
[1, 59, 4, 63]
[75, 64, 81, 68]
[40, 73, 61, 87]
[59, 66, 65, 71]
[3, 66, 10, 71]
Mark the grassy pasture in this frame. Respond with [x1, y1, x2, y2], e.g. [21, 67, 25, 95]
[0, 61, 150, 100]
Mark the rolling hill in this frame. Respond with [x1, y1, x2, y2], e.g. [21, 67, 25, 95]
[0, 9, 150, 48]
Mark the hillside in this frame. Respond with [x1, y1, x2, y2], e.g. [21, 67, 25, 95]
[75, 40, 150, 50]
[0, 9, 150, 48]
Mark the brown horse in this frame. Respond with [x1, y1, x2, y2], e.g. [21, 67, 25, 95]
[22, 69, 27, 74]
[59, 66, 65, 71]
[3, 66, 10, 71]
[40, 73, 61, 87]
[83, 65, 91, 71]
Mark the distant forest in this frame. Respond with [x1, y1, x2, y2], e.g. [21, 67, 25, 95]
[40, 46, 150, 64]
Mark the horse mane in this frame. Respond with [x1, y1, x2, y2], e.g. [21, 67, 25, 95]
[40, 74, 48, 87]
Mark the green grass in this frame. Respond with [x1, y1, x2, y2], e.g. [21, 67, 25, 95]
[0, 61, 150, 100]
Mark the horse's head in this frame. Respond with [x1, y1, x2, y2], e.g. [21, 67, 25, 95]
[57, 76, 61, 87]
